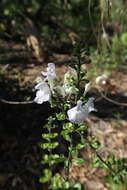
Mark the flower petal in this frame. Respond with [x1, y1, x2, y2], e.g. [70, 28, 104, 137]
[34, 82, 51, 104]
[67, 98, 96, 123]
[41, 63, 56, 80]
[67, 107, 88, 123]
[83, 97, 97, 113]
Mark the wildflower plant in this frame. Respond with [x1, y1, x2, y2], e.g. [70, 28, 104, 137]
[33, 46, 127, 190]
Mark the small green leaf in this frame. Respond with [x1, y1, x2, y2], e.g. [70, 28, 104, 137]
[71, 149, 78, 157]
[76, 143, 86, 150]
[91, 154, 103, 168]
[61, 130, 71, 142]
[51, 173, 63, 189]
[91, 141, 101, 150]
[56, 113, 66, 120]
[42, 133, 58, 140]
[40, 169, 52, 183]
[63, 181, 71, 189]
[73, 183, 84, 190]
[39, 176, 49, 183]
[76, 124, 87, 132]
[41, 142, 59, 150]
[42, 154, 65, 166]
[73, 158, 85, 165]
[63, 122, 73, 131]
[65, 160, 69, 167]
[44, 169, 52, 177]
[107, 154, 116, 165]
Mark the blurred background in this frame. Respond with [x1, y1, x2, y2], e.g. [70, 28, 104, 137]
[0, 0, 127, 189]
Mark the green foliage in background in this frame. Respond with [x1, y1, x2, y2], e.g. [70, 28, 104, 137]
[0, 0, 100, 44]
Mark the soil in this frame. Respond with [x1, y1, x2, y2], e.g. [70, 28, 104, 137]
[0, 40, 127, 190]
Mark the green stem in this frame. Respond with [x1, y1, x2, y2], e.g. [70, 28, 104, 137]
[95, 151, 116, 175]
[88, 140, 116, 175]
[65, 133, 73, 180]
[75, 55, 81, 102]
[76, 129, 117, 175]
[48, 126, 52, 167]
[77, 55, 81, 89]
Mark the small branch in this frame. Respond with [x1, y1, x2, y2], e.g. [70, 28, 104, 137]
[99, 91, 127, 107]
[87, 139, 116, 175]
[95, 151, 116, 174]
[0, 98, 34, 104]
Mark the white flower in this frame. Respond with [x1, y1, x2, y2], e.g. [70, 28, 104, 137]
[67, 98, 97, 123]
[83, 82, 92, 96]
[42, 63, 56, 80]
[67, 100, 87, 123]
[34, 81, 51, 104]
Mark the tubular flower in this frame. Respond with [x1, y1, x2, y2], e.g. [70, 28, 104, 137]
[34, 81, 51, 104]
[67, 98, 97, 123]
[42, 63, 56, 81]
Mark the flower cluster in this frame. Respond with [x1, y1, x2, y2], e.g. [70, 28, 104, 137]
[34, 63, 96, 123]
[34, 63, 56, 104]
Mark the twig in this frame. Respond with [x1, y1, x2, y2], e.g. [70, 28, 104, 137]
[99, 91, 127, 107]
[0, 98, 34, 104]
[86, 139, 116, 175]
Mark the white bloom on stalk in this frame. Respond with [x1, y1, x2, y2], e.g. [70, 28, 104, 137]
[83, 82, 92, 96]
[34, 81, 51, 104]
[42, 63, 56, 81]
[63, 71, 77, 95]
[67, 98, 97, 123]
